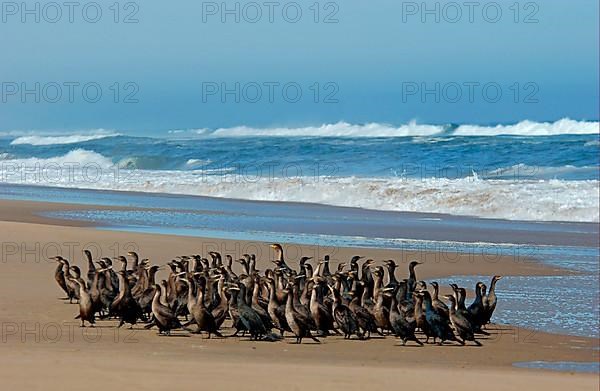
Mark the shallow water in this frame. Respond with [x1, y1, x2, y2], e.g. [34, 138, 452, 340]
[4, 183, 594, 247]
[431, 243, 599, 338]
[513, 361, 599, 373]
[433, 274, 599, 338]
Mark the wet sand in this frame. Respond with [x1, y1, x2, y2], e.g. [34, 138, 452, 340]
[0, 199, 598, 390]
[1, 184, 598, 247]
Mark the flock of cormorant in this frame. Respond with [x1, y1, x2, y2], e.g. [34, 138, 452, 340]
[52, 244, 502, 345]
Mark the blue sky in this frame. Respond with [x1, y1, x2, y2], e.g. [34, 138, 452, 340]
[0, 0, 598, 134]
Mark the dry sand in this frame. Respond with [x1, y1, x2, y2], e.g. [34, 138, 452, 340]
[0, 199, 598, 390]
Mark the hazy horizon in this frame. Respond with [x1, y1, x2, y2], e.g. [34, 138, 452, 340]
[1, 0, 598, 136]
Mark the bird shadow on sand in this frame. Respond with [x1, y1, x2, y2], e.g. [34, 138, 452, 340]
[81, 325, 115, 329]
[392, 343, 425, 348]
[429, 343, 482, 348]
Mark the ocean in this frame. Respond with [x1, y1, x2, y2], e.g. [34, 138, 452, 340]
[1, 118, 598, 223]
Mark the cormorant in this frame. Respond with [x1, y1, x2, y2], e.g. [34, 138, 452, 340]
[180, 276, 222, 338]
[328, 285, 362, 339]
[284, 285, 320, 344]
[406, 260, 421, 297]
[430, 282, 449, 318]
[383, 260, 399, 291]
[445, 294, 481, 346]
[72, 279, 95, 327]
[83, 250, 95, 287]
[136, 265, 161, 316]
[418, 291, 460, 345]
[251, 276, 273, 331]
[413, 292, 434, 343]
[270, 243, 292, 272]
[60, 258, 79, 303]
[372, 268, 391, 334]
[266, 277, 291, 336]
[52, 256, 69, 299]
[387, 288, 422, 346]
[110, 270, 144, 328]
[468, 282, 487, 333]
[348, 286, 379, 338]
[150, 284, 183, 335]
[482, 276, 502, 325]
[211, 274, 229, 328]
[309, 279, 337, 336]
[228, 284, 267, 340]
[349, 256, 364, 273]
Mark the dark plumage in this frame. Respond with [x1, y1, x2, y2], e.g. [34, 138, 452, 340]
[310, 280, 337, 336]
[284, 285, 320, 344]
[445, 295, 481, 346]
[419, 291, 460, 345]
[406, 260, 421, 297]
[413, 293, 434, 343]
[468, 282, 488, 333]
[181, 277, 222, 338]
[110, 271, 144, 328]
[52, 257, 69, 299]
[150, 284, 183, 335]
[228, 285, 267, 340]
[329, 285, 362, 339]
[482, 276, 502, 325]
[348, 290, 379, 338]
[388, 289, 422, 346]
[83, 250, 96, 287]
[430, 282, 449, 318]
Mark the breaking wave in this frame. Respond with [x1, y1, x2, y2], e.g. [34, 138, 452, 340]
[453, 118, 599, 136]
[0, 150, 597, 222]
[190, 121, 447, 137]
[180, 118, 598, 138]
[10, 132, 120, 146]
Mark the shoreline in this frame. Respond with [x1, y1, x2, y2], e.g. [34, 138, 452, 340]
[0, 197, 598, 389]
[1, 184, 598, 248]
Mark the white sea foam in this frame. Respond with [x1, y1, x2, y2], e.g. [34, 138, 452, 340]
[0, 149, 114, 167]
[10, 131, 119, 146]
[454, 118, 599, 136]
[178, 118, 599, 138]
[0, 150, 597, 222]
[584, 139, 600, 147]
[194, 121, 447, 137]
[185, 159, 212, 169]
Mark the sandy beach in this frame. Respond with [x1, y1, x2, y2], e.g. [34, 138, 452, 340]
[0, 199, 597, 390]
